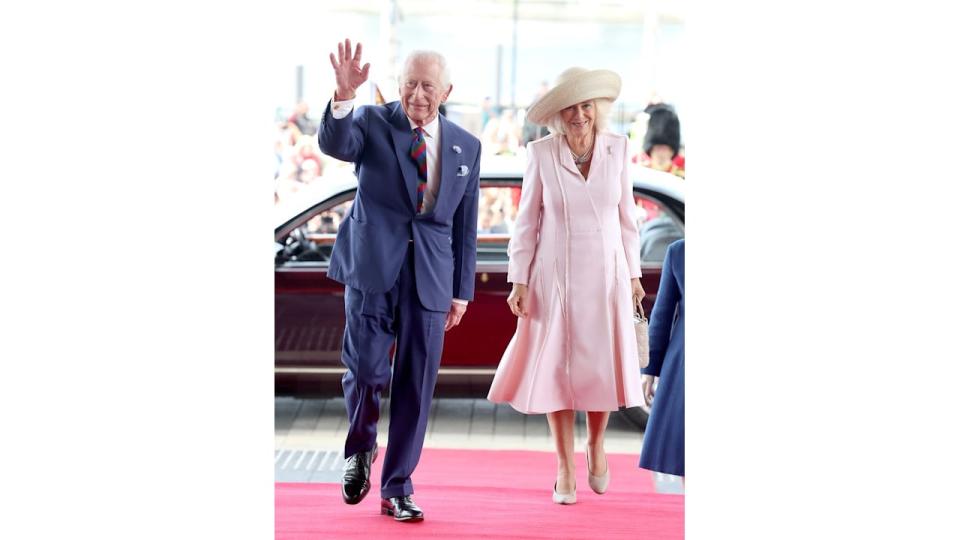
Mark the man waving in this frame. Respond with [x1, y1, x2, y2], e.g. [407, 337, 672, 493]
[318, 39, 480, 522]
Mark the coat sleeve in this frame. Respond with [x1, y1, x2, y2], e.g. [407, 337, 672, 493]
[642, 241, 681, 377]
[317, 100, 367, 163]
[507, 143, 544, 285]
[452, 144, 481, 301]
[618, 137, 642, 278]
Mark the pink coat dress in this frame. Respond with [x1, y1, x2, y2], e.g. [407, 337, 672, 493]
[487, 132, 645, 413]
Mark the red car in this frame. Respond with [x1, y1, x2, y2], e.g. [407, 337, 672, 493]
[275, 158, 684, 427]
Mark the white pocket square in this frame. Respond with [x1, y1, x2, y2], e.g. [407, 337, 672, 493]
[457, 165, 469, 177]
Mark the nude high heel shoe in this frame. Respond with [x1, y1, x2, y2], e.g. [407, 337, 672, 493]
[585, 443, 610, 494]
[552, 481, 577, 505]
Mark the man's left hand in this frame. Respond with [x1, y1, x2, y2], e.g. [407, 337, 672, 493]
[445, 302, 468, 331]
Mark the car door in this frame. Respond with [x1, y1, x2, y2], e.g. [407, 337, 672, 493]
[275, 196, 354, 393]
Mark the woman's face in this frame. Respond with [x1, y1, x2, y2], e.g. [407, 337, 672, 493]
[560, 100, 595, 137]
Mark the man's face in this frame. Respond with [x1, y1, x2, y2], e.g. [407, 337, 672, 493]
[650, 144, 676, 169]
[399, 58, 451, 126]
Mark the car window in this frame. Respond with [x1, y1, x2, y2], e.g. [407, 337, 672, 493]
[276, 199, 352, 265]
[305, 200, 352, 234]
[635, 194, 683, 264]
[478, 186, 520, 234]
[277, 186, 682, 266]
[295, 186, 521, 238]
[477, 185, 519, 263]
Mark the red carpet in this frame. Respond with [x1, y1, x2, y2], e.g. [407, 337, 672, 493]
[276, 448, 683, 539]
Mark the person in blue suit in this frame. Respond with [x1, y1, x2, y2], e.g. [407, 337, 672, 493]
[639, 239, 685, 479]
[319, 39, 481, 522]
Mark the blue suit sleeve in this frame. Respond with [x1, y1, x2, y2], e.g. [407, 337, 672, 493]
[451, 144, 481, 301]
[643, 242, 681, 377]
[317, 100, 367, 162]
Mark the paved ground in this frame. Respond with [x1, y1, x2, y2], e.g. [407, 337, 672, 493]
[274, 396, 684, 493]
[275, 397, 645, 452]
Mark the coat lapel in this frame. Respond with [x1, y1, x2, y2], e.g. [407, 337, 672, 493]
[557, 135, 582, 178]
[388, 103, 419, 211]
[435, 115, 459, 215]
[586, 132, 608, 184]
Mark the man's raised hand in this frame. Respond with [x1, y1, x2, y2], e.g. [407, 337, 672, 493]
[328, 38, 371, 101]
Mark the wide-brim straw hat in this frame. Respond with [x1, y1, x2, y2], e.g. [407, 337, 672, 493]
[525, 67, 622, 125]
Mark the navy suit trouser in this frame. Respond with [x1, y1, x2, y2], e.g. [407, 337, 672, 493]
[340, 243, 447, 499]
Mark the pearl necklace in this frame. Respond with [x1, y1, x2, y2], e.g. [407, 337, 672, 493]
[571, 143, 593, 165]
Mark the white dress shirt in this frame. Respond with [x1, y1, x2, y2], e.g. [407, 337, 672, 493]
[331, 98, 441, 214]
[330, 97, 467, 307]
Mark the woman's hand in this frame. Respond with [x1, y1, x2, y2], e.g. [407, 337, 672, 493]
[506, 283, 528, 318]
[631, 277, 646, 313]
[642, 374, 657, 407]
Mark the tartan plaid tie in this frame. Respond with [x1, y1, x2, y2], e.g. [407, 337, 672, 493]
[409, 127, 428, 213]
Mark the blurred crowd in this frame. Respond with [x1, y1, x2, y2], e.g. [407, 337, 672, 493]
[274, 90, 684, 210]
[274, 100, 332, 205]
[628, 98, 685, 178]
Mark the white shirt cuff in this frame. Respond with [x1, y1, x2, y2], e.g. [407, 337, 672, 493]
[331, 96, 354, 119]
[452, 298, 468, 306]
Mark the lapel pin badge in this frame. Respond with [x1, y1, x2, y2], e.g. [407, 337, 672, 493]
[457, 165, 470, 177]
[452, 145, 462, 154]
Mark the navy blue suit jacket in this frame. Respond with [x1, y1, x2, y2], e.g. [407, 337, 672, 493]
[643, 239, 684, 377]
[318, 100, 481, 312]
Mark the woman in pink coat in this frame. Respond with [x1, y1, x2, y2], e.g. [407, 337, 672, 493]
[487, 67, 646, 504]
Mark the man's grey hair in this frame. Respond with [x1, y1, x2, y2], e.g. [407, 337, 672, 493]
[545, 99, 613, 135]
[403, 50, 451, 90]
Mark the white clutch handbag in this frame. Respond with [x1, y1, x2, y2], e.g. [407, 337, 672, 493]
[634, 303, 650, 369]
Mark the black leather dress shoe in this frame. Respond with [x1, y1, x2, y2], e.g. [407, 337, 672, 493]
[341, 443, 378, 505]
[380, 495, 424, 522]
